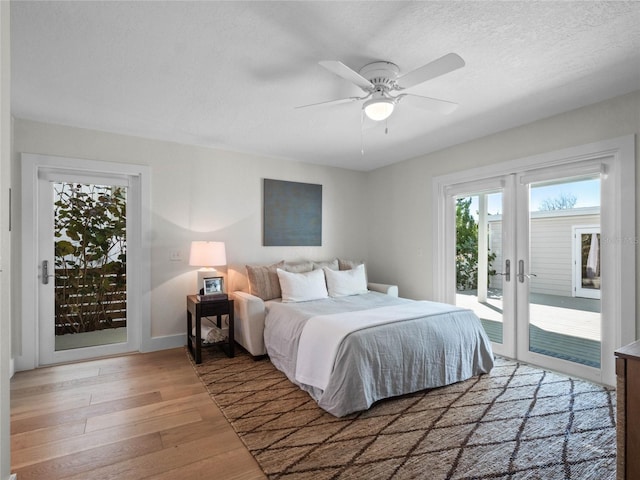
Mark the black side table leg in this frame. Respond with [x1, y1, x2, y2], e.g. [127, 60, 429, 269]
[195, 312, 202, 364]
[228, 310, 235, 358]
[187, 310, 194, 360]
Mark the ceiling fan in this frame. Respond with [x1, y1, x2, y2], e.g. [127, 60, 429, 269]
[297, 53, 465, 122]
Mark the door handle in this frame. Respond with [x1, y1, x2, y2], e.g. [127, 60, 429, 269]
[42, 260, 54, 285]
[518, 259, 537, 283]
[495, 259, 510, 282]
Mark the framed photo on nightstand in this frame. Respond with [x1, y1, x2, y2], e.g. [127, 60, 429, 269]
[203, 276, 224, 295]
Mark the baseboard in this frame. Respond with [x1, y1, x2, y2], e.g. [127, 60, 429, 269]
[14, 335, 186, 372]
[13, 353, 36, 373]
[141, 333, 186, 352]
[9, 357, 14, 378]
[9, 473, 17, 480]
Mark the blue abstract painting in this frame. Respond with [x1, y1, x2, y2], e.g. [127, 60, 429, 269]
[263, 179, 322, 246]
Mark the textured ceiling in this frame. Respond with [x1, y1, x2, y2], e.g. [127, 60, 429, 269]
[10, 1, 640, 171]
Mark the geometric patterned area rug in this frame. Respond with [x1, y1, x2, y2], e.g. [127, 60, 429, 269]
[191, 348, 617, 480]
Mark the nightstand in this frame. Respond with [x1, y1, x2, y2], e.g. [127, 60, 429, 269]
[186, 295, 234, 364]
[616, 340, 640, 480]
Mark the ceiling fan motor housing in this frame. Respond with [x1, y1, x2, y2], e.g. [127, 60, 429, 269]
[359, 61, 400, 92]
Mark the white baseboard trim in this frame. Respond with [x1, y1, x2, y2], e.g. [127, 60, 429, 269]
[9, 357, 14, 378]
[142, 334, 186, 353]
[13, 353, 36, 373]
[14, 334, 187, 372]
[9, 473, 17, 480]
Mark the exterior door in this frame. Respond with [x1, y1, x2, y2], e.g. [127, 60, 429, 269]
[516, 172, 603, 378]
[446, 172, 605, 379]
[19, 153, 150, 372]
[38, 170, 137, 365]
[435, 137, 635, 387]
[447, 176, 516, 359]
[437, 157, 625, 384]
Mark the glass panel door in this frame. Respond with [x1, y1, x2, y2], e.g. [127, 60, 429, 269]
[454, 192, 504, 344]
[518, 176, 602, 371]
[38, 171, 135, 365]
[450, 176, 516, 358]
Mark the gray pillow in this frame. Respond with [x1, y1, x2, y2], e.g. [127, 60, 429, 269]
[338, 258, 364, 271]
[246, 261, 285, 300]
[284, 261, 314, 273]
[313, 259, 339, 271]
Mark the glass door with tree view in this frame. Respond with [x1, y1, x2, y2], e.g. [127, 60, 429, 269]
[38, 171, 135, 365]
[451, 176, 516, 358]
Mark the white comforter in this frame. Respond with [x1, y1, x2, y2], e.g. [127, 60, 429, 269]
[264, 292, 494, 417]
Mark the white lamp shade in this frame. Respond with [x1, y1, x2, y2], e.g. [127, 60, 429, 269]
[189, 241, 227, 267]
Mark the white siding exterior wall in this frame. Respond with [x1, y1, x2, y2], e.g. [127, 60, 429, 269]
[488, 208, 600, 296]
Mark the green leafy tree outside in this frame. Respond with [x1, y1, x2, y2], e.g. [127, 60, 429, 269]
[54, 183, 127, 334]
[456, 197, 496, 291]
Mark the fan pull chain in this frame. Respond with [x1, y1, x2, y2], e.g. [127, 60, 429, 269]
[360, 110, 365, 155]
[385, 118, 389, 135]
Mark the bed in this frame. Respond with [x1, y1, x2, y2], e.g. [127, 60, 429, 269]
[231, 259, 495, 417]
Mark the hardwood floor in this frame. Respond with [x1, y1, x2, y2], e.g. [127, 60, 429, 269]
[10, 348, 266, 480]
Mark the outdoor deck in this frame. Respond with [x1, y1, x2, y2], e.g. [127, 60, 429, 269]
[456, 290, 601, 367]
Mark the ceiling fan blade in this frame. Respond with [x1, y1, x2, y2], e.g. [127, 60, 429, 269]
[396, 53, 465, 90]
[398, 93, 459, 114]
[319, 61, 374, 91]
[295, 96, 364, 109]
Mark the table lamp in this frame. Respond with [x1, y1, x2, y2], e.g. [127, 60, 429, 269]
[189, 241, 227, 293]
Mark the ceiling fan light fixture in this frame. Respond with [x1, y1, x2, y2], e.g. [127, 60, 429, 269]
[363, 96, 395, 121]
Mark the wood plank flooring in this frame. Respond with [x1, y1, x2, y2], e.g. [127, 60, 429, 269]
[10, 348, 266, 480]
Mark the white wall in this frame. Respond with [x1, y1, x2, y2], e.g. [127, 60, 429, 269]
[11, 120, 369, 349]
[366, 90, 640, 336]
[0, 1, 12, 477]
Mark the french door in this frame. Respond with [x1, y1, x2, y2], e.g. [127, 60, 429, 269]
[515, 169, 603, 378]
[450, 169, 604, 380]
[434, 137, 636, 386]
[447, 176, 516, 359]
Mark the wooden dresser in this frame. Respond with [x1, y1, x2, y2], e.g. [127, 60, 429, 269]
[615, 340, 640, 480]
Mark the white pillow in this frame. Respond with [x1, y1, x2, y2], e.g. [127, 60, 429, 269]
[276, 268, 328, 303]
[323, 264, 368, 297]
